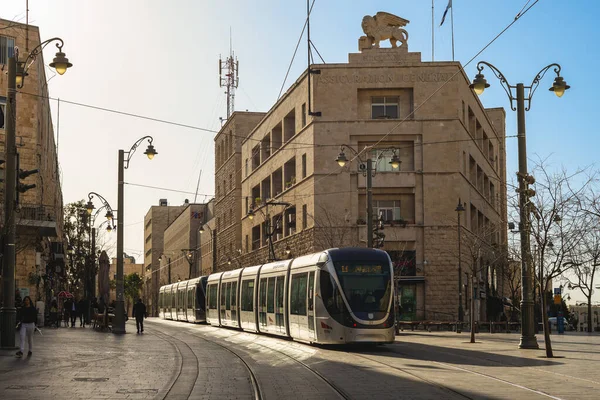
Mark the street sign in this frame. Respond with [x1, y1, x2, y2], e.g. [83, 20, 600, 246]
[554, 287, 561, 295]
[554, 294, 562, 305]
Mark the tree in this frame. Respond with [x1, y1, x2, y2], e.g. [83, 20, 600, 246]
[310, 206, 361, 249]
[64, 200, 92, 295]
[124, 273, 143, 313]
[526, 158, 592, 357]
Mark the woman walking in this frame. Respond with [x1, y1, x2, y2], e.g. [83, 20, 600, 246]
[16, 296, 37, 357]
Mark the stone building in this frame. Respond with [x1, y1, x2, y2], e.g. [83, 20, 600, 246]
[161, 202, 206, 284]
[143, 199, 187, 316]
[0, 19, 66, 303]
[108, 254, 143, 316]
[204, 17, 509, 322]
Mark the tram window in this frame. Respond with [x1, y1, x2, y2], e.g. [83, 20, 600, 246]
[259, 278, 267, 326]
[320, 270, 343, 319]
[267, 278, 275, 314]
[220, 283, 226, 308]
[241, 280, 254, 311]
[208, 285, 217, 309]
[275, 277, 284, 327]
[290, 273, 308, 316]
[225, 282, 231, 310]
[231, 282, 237, 307]
[308, 271, 315, 312]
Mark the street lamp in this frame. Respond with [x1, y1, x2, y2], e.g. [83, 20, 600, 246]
[114, 136, 157, 334]
[247, 200, 292, 261]
[335, 145, 400, 248]
[199, 224, 218, 273]
[181, 248, 197, 279]
[470, 61, 569, 349]
[86, 192, 116, 319]
[455, 198, 466, 332]
[1, 37, 72, 350]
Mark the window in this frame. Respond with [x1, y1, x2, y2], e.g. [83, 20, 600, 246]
[301, 154, 307, 179]
[371, 149, 400, 172]
[245, 159, 248, 177]
[0, 36, 15, 65]
[290, 273, 308, 316]
[267, 278, 275, 313]
[0, 96, 6, 130]
[302, 204, 307, 230]
[371, 96, 399, 119]
[301, 103, 307, 127]
[208, 285, 217, 309]
[241, 280, 254, 311]
[231, 281, 237, 320]
[374, 200, 402, 223]
[259, 278, 267, 325]
[275, 277, 285, 327]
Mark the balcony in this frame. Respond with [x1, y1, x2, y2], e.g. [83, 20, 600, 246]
[16, 204, 58, 237]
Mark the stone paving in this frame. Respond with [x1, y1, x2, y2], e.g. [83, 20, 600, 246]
[1, 318, 599, 399]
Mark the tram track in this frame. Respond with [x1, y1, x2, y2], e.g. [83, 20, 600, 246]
[151, 325, 263, 400]
[149, 327, 200, 400]
[187, 327, 349, 400]
[358, 345, 566, 400]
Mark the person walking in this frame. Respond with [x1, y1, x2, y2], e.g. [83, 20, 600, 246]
[16, 296, 37, 357]
[132, 298, 147, 334]
[78, 298, 87, 327]
[70, 297, 77, 327]
[63, 297, 73, 327]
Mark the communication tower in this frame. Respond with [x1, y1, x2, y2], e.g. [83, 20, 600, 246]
[219, 40, 239, 119]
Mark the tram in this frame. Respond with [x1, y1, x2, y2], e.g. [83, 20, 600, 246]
[159, 247, 395, 344]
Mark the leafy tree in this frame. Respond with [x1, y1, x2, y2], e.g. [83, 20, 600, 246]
[64, 200, 92, 295]
[124, 273, 143, 312]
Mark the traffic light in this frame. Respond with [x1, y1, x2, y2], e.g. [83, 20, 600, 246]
[15, 153, 39, 205]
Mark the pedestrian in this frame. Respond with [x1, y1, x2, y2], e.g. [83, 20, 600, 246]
[16, 296, 37, 357]
[63, 297, 73, 327]
[78, 297, 87, 327]
[132, 298, 147, 334]
[70, 297, 77, 327]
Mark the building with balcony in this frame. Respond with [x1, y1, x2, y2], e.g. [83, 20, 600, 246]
[208, 22, 509, 322]
[0, 19, 66, 303]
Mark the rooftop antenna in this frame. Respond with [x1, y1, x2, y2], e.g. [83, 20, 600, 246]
[219, 27, 239, 119]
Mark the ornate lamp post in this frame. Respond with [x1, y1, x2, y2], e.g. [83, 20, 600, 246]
[469, 61, 569, 349]
[1, 38, 72, 349]
[114, 137, 157, 333]
[335, 145, 400, 248]
[455, 198, 465, 332]
[85, 192, 115, 321]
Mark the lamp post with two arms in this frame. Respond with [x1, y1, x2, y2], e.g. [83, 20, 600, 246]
[114, 137, 157, 334]
[335, 145, 400, 248]
[199, 224, 218, 274]
[469, 61, 569, 349]
[85, 192, 116, 321]
[455, 199, 466, 332]
[1, 38, 72, 349]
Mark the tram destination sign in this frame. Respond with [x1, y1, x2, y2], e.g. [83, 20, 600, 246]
[339, 264, 383, 274]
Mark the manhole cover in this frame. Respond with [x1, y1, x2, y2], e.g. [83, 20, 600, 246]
[117, 389, 158, 394]
[7, 385, 49, 390]
[73, 377, 109, 382]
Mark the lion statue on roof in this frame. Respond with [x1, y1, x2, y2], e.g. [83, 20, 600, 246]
[361, 12, 409, 50]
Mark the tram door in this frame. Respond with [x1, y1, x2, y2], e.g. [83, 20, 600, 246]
[266, 277, 276, 331]
[289, 272, 308, 339]
[307, 271, 316, 340]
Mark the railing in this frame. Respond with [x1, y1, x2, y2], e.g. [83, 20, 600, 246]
[17, 204, 56, 221]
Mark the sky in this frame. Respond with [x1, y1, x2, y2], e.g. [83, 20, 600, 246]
[2, 0, 599, 304]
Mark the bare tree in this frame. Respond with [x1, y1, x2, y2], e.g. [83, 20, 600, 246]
[528, 158, 592, 357]
[310, 206, 360, 249]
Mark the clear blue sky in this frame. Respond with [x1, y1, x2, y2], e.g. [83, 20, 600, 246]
[2, 0, 597, 301]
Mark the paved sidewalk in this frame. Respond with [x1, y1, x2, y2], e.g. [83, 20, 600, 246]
[0, 320, 179, 399]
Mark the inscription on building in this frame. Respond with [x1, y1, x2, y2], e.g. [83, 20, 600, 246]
[317, 72, 457, 85]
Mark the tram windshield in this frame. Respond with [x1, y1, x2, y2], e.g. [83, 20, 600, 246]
[333, 260, 392, 316]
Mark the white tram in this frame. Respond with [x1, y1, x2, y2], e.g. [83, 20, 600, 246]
[159, 247, 395, 344]
[158, 276, 208, 323]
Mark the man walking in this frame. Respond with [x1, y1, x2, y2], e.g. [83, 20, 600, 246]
[132, 298, 147, 334]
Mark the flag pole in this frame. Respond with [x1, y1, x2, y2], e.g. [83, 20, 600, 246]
[450, 1, 455, 61]
[432, 0, 435, 61]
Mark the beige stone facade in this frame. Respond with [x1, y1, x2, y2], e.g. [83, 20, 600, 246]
[143, 200, 186, 315]
[210, 40, 508, 321]
[0, 20, 65, 303]
[162, 203, 206, 284]
[108, 255, 143, 315]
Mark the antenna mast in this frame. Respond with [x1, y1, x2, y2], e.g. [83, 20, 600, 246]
[219, 30, 239, 119]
